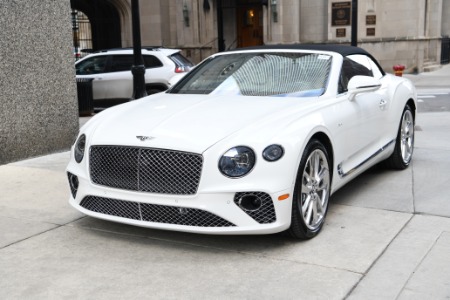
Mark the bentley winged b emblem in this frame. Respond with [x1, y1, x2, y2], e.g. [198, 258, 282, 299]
[136, 136, 155, 142]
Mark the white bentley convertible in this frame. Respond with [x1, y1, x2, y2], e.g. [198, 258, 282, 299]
[67, 45, 416, 239]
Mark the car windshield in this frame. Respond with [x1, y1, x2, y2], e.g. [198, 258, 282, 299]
[170, 52, 332, 97]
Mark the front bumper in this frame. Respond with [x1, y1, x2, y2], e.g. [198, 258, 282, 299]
[68, 171, 293, 235]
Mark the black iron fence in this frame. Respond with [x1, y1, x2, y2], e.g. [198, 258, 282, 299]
[72, 10, 93, 60]
[441, 36, 450, 64]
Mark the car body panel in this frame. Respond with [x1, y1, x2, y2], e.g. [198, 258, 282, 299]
[67, 45, 417, 235]
[88, 93, 324, 153]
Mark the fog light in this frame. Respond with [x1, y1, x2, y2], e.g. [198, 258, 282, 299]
[238, 194, 262, 211]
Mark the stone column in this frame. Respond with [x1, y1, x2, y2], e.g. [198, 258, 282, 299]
[0, 0, 78, 164]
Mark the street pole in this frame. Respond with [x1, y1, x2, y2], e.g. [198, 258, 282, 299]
[131, 0, 147, 100]
[216, 0, 225, 52]
[351, 0, 358, 47]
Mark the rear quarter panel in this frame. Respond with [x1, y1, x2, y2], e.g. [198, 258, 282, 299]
[384, 74, 417, 143]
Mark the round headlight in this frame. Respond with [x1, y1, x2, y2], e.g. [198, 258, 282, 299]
[74, 134, 86, 163]
[219, 146, 256, 178]
[262, 144, 284, 162]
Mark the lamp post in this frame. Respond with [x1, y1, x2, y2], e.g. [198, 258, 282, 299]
[216, 0, 225, 52]
[131, 0, 147, 100]
[351, 0, 358, 46]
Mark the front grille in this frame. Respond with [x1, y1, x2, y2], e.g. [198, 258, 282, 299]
[90, 146, 203, 195]
[234, 192, 276, 224]
[80, 196, 236, 227]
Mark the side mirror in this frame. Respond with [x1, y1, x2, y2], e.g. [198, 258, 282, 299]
[347, 75, 381, 100]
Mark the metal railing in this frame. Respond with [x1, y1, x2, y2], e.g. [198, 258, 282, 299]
[441, 36, 450, 64]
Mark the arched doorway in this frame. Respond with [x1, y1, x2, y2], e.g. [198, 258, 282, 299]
[70, 0, 122, 51]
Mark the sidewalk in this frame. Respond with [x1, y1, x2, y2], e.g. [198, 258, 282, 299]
[0, 67, 449, 299]
[404, 63, 450, 88]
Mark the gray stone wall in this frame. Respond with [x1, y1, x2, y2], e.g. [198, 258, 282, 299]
[360, 39, 441, 73]
[443, 0, 450, 36]
[0, 0, 78, 165]
[300, 0, 328, 42]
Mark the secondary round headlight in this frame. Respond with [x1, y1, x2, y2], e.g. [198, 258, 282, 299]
[74, 134, 86, 163]
[262, 144, 284, 162]
[219, 146, 256, 178]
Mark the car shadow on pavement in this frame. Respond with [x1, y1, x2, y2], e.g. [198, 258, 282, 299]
[330, 162, 414, 213]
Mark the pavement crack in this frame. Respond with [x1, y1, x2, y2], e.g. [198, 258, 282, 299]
[412, 159, 417, 214]
[394, 231, 444, 300]
[60, 215, 88, 226]
[0, 225, 63, 250]
[344, 214, 415, 299]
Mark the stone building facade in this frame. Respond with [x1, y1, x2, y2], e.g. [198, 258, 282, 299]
[72, 0, 450, 73]
[1, 0, 446, 164]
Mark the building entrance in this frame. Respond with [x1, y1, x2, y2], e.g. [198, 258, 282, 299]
[70, 0, 122, 51]
[236, 1, 263, 48]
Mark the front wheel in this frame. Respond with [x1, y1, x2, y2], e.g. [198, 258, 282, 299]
[288, 139, 331, 239]
[384, 104, 414, 169]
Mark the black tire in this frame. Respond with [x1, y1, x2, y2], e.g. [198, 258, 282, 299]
[384, 104, 414, 170]
[288, 139, 331, 239]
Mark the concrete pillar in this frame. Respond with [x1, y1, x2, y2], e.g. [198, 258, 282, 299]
[0, 0, 78, 165]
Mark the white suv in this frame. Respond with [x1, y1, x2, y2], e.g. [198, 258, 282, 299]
[75, 47, 193, 107]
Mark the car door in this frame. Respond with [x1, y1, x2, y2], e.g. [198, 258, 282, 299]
[75, 55, 110, 100]
[101, 55, 134, 100]
[335, 55, 389, 177]
[142, 54, 169, 87]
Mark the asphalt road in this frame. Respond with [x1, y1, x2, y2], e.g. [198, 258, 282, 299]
[417, 88, 450, 112]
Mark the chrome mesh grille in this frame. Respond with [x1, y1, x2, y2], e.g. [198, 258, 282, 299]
[80, 196, 235, 227]
[81, 196, 140, 220]
[234, 192, 276, 224]
[140, 203, 233, 226]
[90, 146, 203, 195]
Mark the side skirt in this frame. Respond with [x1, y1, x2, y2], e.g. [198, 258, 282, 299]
[337, 140, 395, 178]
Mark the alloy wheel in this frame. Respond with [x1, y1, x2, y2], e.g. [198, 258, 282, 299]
[299, 149, 330, 230]
[400, 110, 414, 164]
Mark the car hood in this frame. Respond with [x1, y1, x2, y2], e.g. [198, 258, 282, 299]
[87, 93, 318, 153]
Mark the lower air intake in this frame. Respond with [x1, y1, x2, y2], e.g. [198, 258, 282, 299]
[234, 192, 276, 224]
[80, 196, 235, 227]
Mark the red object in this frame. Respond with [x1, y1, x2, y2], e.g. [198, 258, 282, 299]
[175, 66, 186, 73]
[393, 64, 405, 76]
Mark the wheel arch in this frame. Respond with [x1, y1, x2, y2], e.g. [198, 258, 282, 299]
[309, 131, 334, 181]
[288, 130, 334, 239]
[406, 98, 416, 121]
[390, 78, 417, 121]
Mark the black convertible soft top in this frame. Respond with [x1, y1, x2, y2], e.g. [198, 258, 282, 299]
[236, 43, 385, 74]
[238, 44, 368, 56]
